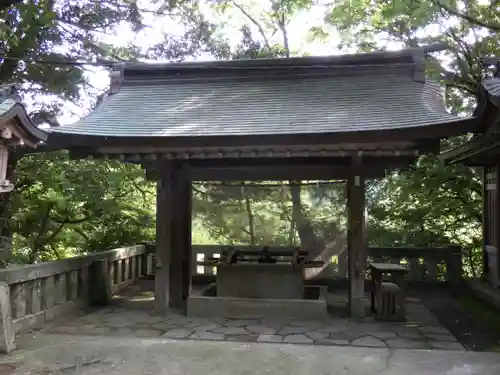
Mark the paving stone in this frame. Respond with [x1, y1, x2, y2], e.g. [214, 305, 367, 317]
[134, 329, 162, 337]
[102, 319, 132, 328]
[351, 335, 387, 348]
[429, 341, 464, 350]
[211, 326, 248, 335]
[288, 320, 324, 329]
[315, 323, 348, 334]
[194, 324, 220, 332]
[140, 316, 168, 324]
[426, 333, 457, 342]
[163, 328, 193, 339]
[315, 338, 350, 346]
[368, 331, 397, 340]
[258, 320, 285, 331]
[349, 323, 393, 333]
[113, 328, 135, 336]
[283, 334, 314, 344]
[279, 326, 310, 335]
[395, 329, 423, 340]
[182, 321, 206, 329]
[49, 326, 79, 335]
[245, 324, 277, 334]
[305, 331, 329, 340]
[329, 330, 363, 341]
[418, 326, 452, 334]
[257, 335, 283, 343]
[189, 331, 225, 341]
[405, 296, 420, 303]
[83, 326, 112, 335]
[224, 334, 258, 342]
[224, 320, 258, 327]
[208, 317, 228, 325]
[151, 322, 180, 331]
[386, 337, 430, 349]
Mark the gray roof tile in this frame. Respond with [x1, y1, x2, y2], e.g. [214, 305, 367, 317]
[50, 64, 465, 138]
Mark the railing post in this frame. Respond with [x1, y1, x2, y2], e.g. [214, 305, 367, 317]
[146, 253, 155, 276]
[88, 259, 113, 306]
[446, 245, 463, 285]
[0, 282, 15, 353]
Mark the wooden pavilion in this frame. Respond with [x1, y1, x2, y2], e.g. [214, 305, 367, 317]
[47, 45, 477, 317]
[441, 66, 500, 288]
[0, 85, 47, 193]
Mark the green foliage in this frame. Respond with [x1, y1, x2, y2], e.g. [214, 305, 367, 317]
[0, 0, 496, 277]
[6, 151, 155, 263]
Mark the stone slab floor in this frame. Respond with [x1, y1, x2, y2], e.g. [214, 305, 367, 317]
[3, 333, 500, 375]
[39, 281, 464, 351]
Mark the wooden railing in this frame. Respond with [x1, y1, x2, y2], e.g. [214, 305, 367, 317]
[0, 244, 151, 353]
[188, 245, 462, 283]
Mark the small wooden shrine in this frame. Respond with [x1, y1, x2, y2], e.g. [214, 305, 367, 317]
[0, 85, 47, 192]
[47, 45, 477, 317]
[441, 62, 500, 288]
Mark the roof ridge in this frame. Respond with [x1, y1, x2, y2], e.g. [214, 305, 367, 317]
[106, 44, 446, 94]
[121, 43, 447, 73]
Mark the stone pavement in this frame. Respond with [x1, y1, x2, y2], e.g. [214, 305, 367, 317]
[42, 296, 463, 350]
[3, 333, 500, 375]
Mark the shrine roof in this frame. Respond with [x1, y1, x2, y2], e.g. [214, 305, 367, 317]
[48, 45, 476, 149]
[440, 76, 500, 165]
[0, 86, 47, 146]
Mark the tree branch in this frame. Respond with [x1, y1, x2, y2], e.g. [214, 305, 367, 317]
[432, 0, 500, 31]
[232, 1, 271, 49]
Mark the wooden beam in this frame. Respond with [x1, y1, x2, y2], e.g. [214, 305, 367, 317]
[188, 166, 387, 181]
[143, 155, 417, 182]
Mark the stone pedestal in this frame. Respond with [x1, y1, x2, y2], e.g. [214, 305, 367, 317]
[216, 263, 304, 299]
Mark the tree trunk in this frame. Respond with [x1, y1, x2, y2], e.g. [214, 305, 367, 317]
[241, 183, 256, 245]
[289, 180, 347, 279]
[289, 180, 323, 256]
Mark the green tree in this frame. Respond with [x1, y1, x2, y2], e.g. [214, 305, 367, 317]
[319, 0, 499, 275]
[0, 0, 226, 264]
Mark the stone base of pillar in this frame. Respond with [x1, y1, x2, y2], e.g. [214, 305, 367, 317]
[349, 297, 367, 319]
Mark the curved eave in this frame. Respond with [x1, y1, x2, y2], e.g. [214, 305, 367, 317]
[0, 101, 48, 146]
[482, 76, 500, 107]
[441, 77, 500, 165]
[47, 116, 477, 152]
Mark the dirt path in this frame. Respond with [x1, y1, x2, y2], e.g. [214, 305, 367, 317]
[412, 285, 500, 351]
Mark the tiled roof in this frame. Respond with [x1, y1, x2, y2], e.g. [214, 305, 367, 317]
[50, 70, 467, 138]
[49, 46, 472, 140]
[481, 76, 500, 107]
[0, 85, 47, 143]
[441, 76, 500, 165]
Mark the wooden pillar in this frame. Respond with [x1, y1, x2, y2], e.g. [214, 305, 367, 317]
[347, 164, 366, 318]
[154, 162, 192, 313]
[180, 176, 192, 301]
[483, 166, 489, 278]
[495, 164, 500, 282]
[484, 165, 500, 287]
